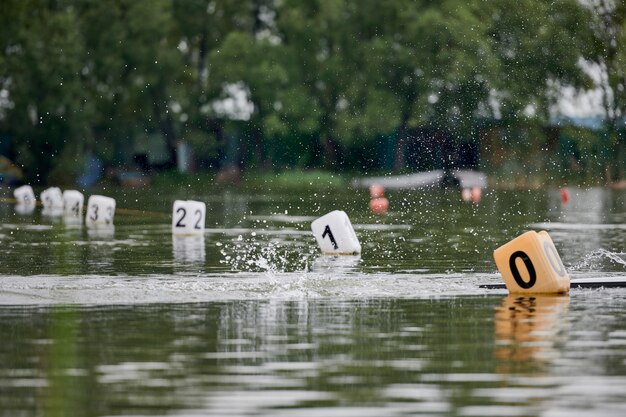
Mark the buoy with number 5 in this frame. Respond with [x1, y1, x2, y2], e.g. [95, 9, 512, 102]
[493, 230, 570, 294]
[311, 210, 361, 255]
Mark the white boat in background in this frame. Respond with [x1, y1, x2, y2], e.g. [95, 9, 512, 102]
[352, 169, 487, 190]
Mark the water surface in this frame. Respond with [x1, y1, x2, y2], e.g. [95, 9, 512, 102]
[1, 185, 626, 416]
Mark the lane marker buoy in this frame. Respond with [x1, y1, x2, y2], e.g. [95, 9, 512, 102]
[172, 200, 206, 235]
[311, 210, 361, 255]
[13, 185, 36, 207]
[86, 195, 116, 227]
[493, 230, 569, 294]
[62, 190, 84, 218]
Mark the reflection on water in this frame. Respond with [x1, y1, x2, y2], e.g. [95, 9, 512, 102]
[172, 235, 206, 264]
[310, 255, 361, 273]
[0, 296, 626, 416]
[2, 187, 626, 415]
[42, 207, 64, 218]
[86, 225, 115, 240]
[494, 295, 570, 372]
[14, 203, 35, 215]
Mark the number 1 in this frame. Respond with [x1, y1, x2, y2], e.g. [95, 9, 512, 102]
[322, 225, 338, 250]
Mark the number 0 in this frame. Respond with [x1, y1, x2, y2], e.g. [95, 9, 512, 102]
[509, 251, 537, 289]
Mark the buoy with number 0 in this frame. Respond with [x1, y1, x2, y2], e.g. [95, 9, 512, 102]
[493, 230, 570, 294]
[311, 210, 361, 255]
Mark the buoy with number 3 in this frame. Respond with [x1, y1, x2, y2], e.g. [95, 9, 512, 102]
[311, 210, 361, 255]
[493, 230, 570, 294]
[86, 195, 116, 227]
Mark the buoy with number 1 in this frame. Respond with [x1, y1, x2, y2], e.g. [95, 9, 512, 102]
[311, 210, 361, 255]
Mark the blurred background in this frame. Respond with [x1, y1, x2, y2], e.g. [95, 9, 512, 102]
[0, 0, 624, 188]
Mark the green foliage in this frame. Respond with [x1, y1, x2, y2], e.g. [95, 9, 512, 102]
[0, 0, 613, 183]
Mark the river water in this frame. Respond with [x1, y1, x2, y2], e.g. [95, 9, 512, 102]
[1, 185, 626, 416]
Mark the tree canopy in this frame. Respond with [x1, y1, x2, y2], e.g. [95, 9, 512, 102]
[0, 0, 616, 184]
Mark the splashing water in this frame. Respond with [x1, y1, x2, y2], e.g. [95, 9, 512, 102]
[219, 234, 318, 273]
[570, 249, 626, 272]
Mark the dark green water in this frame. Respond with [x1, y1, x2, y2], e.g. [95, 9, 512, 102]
[1, 185, 626, 416]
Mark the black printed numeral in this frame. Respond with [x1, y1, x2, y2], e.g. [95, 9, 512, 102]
[175, 207, 187, 228]
[194, 209, 202, 229]
[89, 205, 99, 221]
[322, 225, 338, 250]
[509, 251, 537, 289]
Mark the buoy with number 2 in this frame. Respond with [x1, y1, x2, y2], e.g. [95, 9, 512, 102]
[172, 200, 206, 235]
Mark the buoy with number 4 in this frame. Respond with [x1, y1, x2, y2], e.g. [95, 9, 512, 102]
[62, 190, 84, 217]
[493, 230, 570, 294]
[311, 210, 361, 255]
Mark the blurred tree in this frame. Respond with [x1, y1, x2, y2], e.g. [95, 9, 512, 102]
[0, 0, 91, 183]
[586, 0, 626, 181]
[75, 0, 183, 169]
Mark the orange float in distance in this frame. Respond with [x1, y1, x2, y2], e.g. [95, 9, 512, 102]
[369, 184, 385, 198]
[369, 197, 389, 215]
[560, 187, 570, 205]
[471, 186, 482, 203]
[493, 230, 570, 294]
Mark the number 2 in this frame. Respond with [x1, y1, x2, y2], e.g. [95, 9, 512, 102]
[175, 207, 187, 228]
[193, 209, 202, 229]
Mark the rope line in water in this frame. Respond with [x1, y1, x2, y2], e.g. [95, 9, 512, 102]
[0, 197, 169, 219]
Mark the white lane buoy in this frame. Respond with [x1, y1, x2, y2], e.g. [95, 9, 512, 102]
[311, 210, 361, 255]
[40, 187, 64, 210]
[85, 195, 116, 226]
[13, 185, 36, 207]
[172, 200, 206, 235]
[62, 190, 84, 217]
